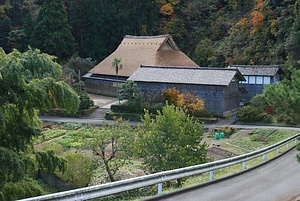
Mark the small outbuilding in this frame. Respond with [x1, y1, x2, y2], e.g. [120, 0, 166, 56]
[128, 65, 245, 117]
[227, 65, 283, 102]
[83, 35, 199, 96]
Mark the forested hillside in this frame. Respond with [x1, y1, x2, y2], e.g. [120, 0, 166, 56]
[1, 0, 300, 74]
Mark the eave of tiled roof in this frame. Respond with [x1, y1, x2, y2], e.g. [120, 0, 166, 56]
[228, 65, 282, 76]
[128, 66, 243, 86]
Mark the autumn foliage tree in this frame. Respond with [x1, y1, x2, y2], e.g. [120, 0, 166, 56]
[162, 88, 205, 115]
[162, 87, 181, 105]
[250, 11, 265, 34]
[179, 92, 205, 115]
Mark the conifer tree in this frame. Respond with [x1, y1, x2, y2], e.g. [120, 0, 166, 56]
[0, 48, 79, 199]
[31, 0, 74, 60]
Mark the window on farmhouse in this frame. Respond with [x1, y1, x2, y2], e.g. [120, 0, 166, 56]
[263, 76, 270, 84]
[256, 76, 263, 84]
[249, 76, 255, 84]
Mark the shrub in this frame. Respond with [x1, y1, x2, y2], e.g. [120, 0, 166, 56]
[238, 106, 272, 123]
[106, 112, 146, 122]
[179, 92, 205, 115]
[162, 87, 181, 105]
[276, 114, 295, 125]
[193, 109, 213, 118]
[265, 106, 275, 115]
[57, 151, 96, 188]
[111, 102, 143, 113]
[79, 94, 94, 110]
[250, 135, 268, 144]
[63, 123, 83, 130]
[118, 80, 143, 104]
[216, 126, 236, 138]
[250, 94, 268, 109]
[144, 103, 164, 114]
[0, 178, 45, 201]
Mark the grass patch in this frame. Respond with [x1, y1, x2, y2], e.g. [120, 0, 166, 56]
[36, 129, 67, 144]
[228, 129, 296, 152]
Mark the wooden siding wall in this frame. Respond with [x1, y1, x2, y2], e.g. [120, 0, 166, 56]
[224, 81, 241, 116]
[240, 84, 264, 103]
[136, 82, 240, 117]
[84, 78, 126, 97]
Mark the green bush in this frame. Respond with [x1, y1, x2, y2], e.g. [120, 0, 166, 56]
[216, 126, 236, 138]
[144, 103, 164, 114]
[238, 106, 272, 123]
[106, 112, 144, 121]
[0, 178, 45, 201]
[63, 123, 83, 130]
[57, 151, 96, 188]
[79, 94, 94, 110]
[111, 102, 164, 115]
[250, 135, 268, 144]
[276, 114, 296, 125]
[111, 102, 143, 113]
[193, 109, 213, 118]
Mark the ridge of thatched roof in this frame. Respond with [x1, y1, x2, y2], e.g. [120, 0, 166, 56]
[128, 65, 244, 86]
[88, 35, 199, 77]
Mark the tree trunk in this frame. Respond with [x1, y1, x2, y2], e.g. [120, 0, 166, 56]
[103, 159, 114, 182]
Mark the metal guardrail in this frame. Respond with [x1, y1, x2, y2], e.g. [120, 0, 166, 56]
[19, 133, 300, 201]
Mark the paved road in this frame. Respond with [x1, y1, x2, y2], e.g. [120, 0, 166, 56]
[154, 148, 300, 201]
[40, 116, 300, 131]
[39, 116, 139, 126]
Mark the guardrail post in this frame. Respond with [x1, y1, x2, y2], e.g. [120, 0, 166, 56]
[295, 139, 298, 145]
[242, 161, 247, 170]
[209, 170, 214, 181]
[263, 153, 267, 161]
[277, 148, 279, 154]
[157, 183, 163, 195]
[287, 142, 289, 149]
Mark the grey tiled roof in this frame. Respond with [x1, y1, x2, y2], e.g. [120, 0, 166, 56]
[228, 65, 282, 76]
[128, 66, 243, 86]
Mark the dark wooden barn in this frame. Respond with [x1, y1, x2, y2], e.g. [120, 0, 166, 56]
[128, 66, 245, 117]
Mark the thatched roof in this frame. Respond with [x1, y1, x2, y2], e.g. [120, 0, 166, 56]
[228, 65, 283, 76]
[88, 35, 199, 77]
[128, 66, 244, 86]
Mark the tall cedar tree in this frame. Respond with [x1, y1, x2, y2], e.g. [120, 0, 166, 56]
[31, 0, 74, 60]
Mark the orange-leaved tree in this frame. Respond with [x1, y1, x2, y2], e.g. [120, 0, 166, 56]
[179, 92, 205, 115]
[162, 88, 205, 115]
[162, 87, 181, 105]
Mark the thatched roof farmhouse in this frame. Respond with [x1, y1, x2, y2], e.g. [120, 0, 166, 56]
[83, 35, 199, 96]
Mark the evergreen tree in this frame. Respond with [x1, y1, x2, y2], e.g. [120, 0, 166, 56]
[264, 69, 300, 124]
[0, 47, 79, 199]
[22, 13, 34, 51]
[31, 0, 74, 60]
[0, 14, 12, 52]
